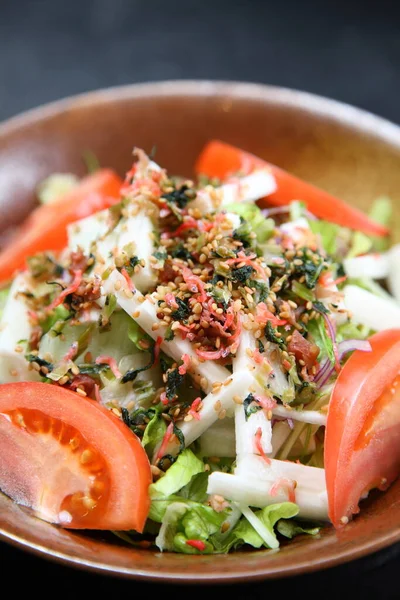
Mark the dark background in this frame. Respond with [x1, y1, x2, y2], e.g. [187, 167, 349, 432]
[1, 0, 400, 597]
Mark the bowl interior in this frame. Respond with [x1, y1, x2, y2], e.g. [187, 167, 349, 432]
[0, 81, 399, 582]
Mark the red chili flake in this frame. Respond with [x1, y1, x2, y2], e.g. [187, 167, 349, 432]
[186, 539, 206, 551]
[270, 478, 296, 503]
[95, 355, 122, 379]
[47, 270, 83, 312]
[254, 427, 271, 465]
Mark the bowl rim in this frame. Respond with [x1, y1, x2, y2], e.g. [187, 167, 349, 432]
[1, 79, 400, 583]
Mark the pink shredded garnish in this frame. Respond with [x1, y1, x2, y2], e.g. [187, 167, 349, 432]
[270, 478, 297, 503]
[95, 355, 122, 379]
[254, 395, 277, 411]
[27, 309, 39, 323]
[186, 539, 206, 551]
[181, 267, 208, 303]
[156, 421, 174, 460]
[160, 391, 169, 405]
[226, 251, 267, 280]
[63, 341, 79, 362]
[178, 353, 191, 375]
[164, 292, 179, 310]
[123, 177, 161, 197]
[120, 268, 135, 292]
[195, 347, 229, 361]
[287, 418, 294, 430]
[165, 217, 200, 239]
[254, 427, 271, 465]
[252, 349, 264, 365]
[47, 270, 82, 312]
[189, 397, 202, 421]
[255, 302, 287, 327]
[94, 383, 102, 403]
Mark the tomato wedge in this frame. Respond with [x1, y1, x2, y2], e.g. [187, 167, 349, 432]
[324, 329, 400, 528]
[0, 382, 151, 531]
[0, 169, 122, 286]
[195, 140, 389, 237]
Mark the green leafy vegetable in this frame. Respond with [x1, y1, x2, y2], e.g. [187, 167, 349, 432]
[276, 518, 320, 539]
[230, 503, 299, 549]
[142, 412, 167, 458]
[309, 220, 340, 256]
[308, 317, 334, 365]
[226, 203, 274, 243]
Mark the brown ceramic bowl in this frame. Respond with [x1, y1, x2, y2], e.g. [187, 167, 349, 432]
[0, 81, 399, 582]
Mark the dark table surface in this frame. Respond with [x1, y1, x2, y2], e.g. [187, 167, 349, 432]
[1, 0, 400, 596]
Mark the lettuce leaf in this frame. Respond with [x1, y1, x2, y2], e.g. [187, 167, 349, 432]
[231, 503, 299, 549]
[149, 449, 205, 522]
[308, 317, 335, 365]
[309, 220, 340, 256]
[225, 203, 275, 243]
[142, 412, 167, 458]
[276, 518, 321, 539]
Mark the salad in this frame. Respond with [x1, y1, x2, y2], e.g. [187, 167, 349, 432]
[0, 140, 399, 555]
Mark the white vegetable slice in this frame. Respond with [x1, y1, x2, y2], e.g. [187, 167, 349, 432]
[343, 284, 400, 330]
[237, 503, 279, 549]
[163, 371, 254, 457]
[68, 207, 157, 293]
[343, 253, 390, 280]
[190, 169, 276, 214]
[0, 275, 39, 383]
[67, 209, 109, 255]
[102, 270, 230, 393]
[207, 471, 328, 521]
[199, 417, 236, 457]
[271, 405, 327, 426]
[388, 244, 400, 303]
[233, 322, 272, 457]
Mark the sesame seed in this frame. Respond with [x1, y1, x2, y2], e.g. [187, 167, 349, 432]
[214, 400, 222, 412]
[223, 378, 233, 386]
[71, 365, 80, 376]
[76, 387, 87, 397]
[184, 414, 193, 422]
[233, 395, 243, 405]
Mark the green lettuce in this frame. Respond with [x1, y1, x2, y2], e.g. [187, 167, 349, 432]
[230, 503, 299, 549]
[308, 316, 335, 365]
[149, 449, 205, 522]
[225, 203, 275, 243]
[142, 411, 167, 458]
[309, 220, 340, 256]
[276, 518, 321, 539]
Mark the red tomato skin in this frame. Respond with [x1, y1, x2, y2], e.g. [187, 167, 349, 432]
[324, 330, 400, 528]
[195, 140, 389, 236]
[0, 169, 122, 286]
[0, 382, 151, 531]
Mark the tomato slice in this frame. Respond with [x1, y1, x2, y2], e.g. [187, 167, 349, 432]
[0, 382, 151, 531]
[0, 169, 122, 286]
[195, 140, 389, 237]
[324, 329, 400, 528]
